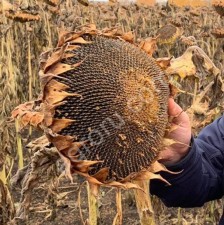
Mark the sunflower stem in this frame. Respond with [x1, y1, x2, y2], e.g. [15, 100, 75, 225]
[15, 119, 23, 169]
[112, 188, 122, 225]
[133, 180, 156, 225]
[0, 164, 7, 184]
[87, 182, 100, 225]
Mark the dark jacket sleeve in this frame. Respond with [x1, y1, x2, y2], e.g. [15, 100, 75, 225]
[150, 116, 224, 208]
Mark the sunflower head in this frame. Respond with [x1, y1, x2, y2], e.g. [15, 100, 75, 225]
[211, 28, 224, 38]
[12, 25, 170, 188]
[212, 0, 224, 17]
[156, 24, 183, 45]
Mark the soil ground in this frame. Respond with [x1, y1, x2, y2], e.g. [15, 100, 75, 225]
[11, 173, 223, 225]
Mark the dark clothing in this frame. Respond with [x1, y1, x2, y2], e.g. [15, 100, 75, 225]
[151, 116, 224, 224]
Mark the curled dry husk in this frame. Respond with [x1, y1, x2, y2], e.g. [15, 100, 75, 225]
[12, 24, 175, 190]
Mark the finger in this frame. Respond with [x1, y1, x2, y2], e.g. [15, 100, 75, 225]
[158, 148, 173, 163]
[168, 98, 190, 126]
[168, 98, 182, 116]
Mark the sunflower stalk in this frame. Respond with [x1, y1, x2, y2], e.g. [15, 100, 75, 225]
[27, 30, 33, 136]
[0, 164, 7, 184]
[112, 188, 122, 225]
[86, 182, 100, 225]
[133, 180, 156, 225]
[15, 119, 23, 169]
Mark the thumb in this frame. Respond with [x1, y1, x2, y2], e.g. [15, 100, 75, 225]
[168, 98, 190, 126]
[168, 98, 183, 116]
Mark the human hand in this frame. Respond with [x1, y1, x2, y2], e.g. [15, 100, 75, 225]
[159, 98, 192, 166]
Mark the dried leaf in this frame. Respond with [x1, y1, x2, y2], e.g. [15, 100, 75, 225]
[43, 0, 59, 7]
[11, 101, 34, 118]
[42, 102, 56, 126]
[187, 81, 214, 116]
[0, 0, 13, 12]
[169, 83, 182, 97]
[166, 46, 220, 79]
[92, 168, 109, 182]
[11, 102, 44, 129]
[65, 141, 86, 156]
[58, 152, 73, 182]
[44, 79, 81, 104]
[50, 118, 75, 133]
[0, 179, 15, 221]
[19, 112, 34, 127]
[139, 37, 157, 57]
[109, 0, 117, 4]
[163, 138, 178, 147]
[47, 61, 82, 75]
[43, 78, 69, 93]
[156, 57, 172, 70]
[135, 171, 171, 185]
[26, 136, 49, 149]
[193, 100, 209, 115]
[29, 112, 44, 127]
[121, 31, 134, 43]
[166, 49, 196, 79]
[65, 45, 80, 52]
[74, 160, 102, 173]
[47, 134, 75, 151]
[43, 44, 71, 73]
[77, 0, 89, 6]
[150, 161, 180, 174]
[167, 123, 179, 133]
[47, 90, 80, 104]
[88, 182, 100, 197]
[82, 24, 97, 32]
[106, 181, 141, 190]
[76, 171, 103, 185]
[57, 30, 72, 47]
[63, 52, 76, 59]
[70, 37, 92, 45]
[211, 28, 224, 38]
[180, 35, 197, 46]
[39, 73, 59, 88]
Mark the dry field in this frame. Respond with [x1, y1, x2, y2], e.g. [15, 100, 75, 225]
[0, 0, 224, 225]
